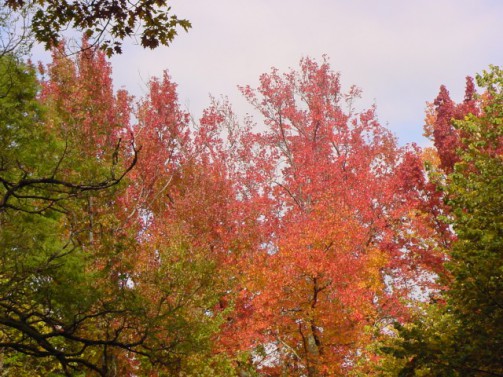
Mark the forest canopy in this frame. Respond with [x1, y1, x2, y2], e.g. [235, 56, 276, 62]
[0, 35, 501, 376]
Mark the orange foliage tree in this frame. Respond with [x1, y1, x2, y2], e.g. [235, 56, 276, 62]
[207, 57, 448, 376]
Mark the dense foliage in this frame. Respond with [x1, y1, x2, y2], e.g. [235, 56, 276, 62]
[378, 67, 503, 377]
[0, 39, 501, 375]
[0, 50, 229, 376]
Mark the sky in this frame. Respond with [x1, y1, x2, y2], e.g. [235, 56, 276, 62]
[105, 0, 503, 146]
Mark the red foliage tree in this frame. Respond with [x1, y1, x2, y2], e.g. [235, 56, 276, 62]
[424, 77, 479, 173]
[211, 57, 448, 375]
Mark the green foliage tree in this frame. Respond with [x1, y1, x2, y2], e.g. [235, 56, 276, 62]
[378, 66, 503, 376]
[0, 50, 140, 376]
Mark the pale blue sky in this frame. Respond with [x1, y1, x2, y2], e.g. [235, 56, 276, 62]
[104, 0, 503, 146]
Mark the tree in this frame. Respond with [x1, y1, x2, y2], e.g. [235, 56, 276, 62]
[0, 48, 142, 376]
[0, 46, 236, 376]
[4, 0, 191, 56]
[379, 66, 503, 376]
[423, 76, 479, 173]
[118, 70, 247, 376]
[209, 57, 447, 376]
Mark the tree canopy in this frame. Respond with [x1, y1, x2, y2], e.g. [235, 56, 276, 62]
[0, 36, 501, 375]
